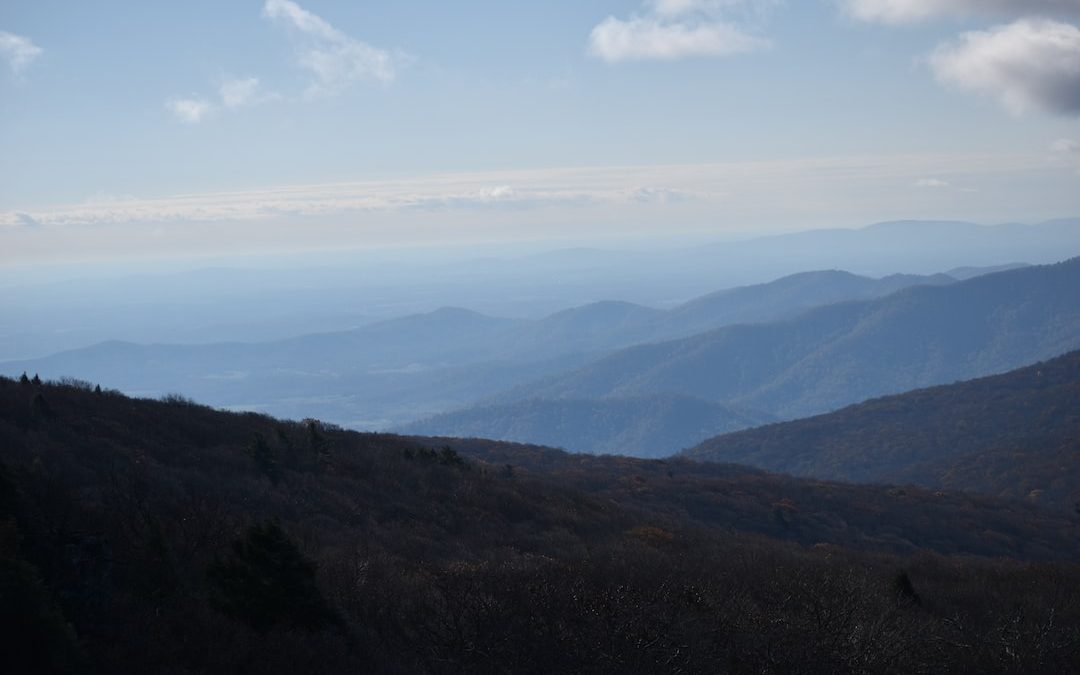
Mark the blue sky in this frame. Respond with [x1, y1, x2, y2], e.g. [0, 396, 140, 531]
[1, 0, 1078, 264]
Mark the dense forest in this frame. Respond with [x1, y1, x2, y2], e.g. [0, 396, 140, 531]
[2, 376, 1079, 673]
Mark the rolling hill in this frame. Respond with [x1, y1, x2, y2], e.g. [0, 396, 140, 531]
[684, 350, 1080, 510]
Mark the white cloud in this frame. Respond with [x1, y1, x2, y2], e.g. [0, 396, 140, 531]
[408, 185, 540, 211]
[588, 0, 772, 63]
[624, 186, 708, 202]
[219, 77, 261, 108]
[476, 185, 515, 201]
[1051, 137, 1080, 154]
[843, 0, 1080, 24]
[166, 97, 215, 124]
[167, 77, 275, 124]
[929, 19, 1080, 116]
[262, 0, 406, 95]
[913, 178, 950, 188]
[0, 31, 43, 75]
[589, 16, 769, 62]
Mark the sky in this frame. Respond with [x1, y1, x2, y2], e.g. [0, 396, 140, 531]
[1, 0, 1079, 265]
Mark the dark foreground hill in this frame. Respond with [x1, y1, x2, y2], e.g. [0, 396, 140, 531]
[685, 350, 1080, 510]
[2, 377, 1079, 673]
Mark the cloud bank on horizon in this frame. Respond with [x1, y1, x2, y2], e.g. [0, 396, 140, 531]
[0, 153, 1059, 229]
[3, 152, 1076, 266]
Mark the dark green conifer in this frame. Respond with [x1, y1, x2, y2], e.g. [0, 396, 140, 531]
[207, 521, 336, 633]
[248, 433, 281, 485]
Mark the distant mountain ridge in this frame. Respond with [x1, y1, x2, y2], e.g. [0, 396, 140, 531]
[495, 258, 1080, 422]
[483, 268, 961, 362]
[393, 262, 1071, 457]
[945, 263, 1028, 280]
[689, 219, 1076, 279]
[0, 267, 973, 428]
[652, 269, 956, 340]
[684, 350, 1080, 511]
[3, 217, 1075, 362]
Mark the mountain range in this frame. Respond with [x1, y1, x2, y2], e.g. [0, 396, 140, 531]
[483, 257, 1080, 423]
[410, 259, 1080, 455]
[6, 217, 1074, 363]
[0, 266, 982, 428]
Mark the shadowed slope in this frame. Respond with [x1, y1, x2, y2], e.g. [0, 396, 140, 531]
[685, 350, 1080, 510]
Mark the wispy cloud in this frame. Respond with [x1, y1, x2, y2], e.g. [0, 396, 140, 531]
[262, 0, 407, 95]
[166, 97, 215, 124]
[166, 76, 275, 124]
[588, 1, 771, 63]
[1050, 138, 1079, 154]
[929, 19, 1080, 116]
[1049, 137, 1080, 174]
[913, 178, 950, 188]
[164, 1, 405, 120]
[0, 31, 43, 76]
[842, 0, 1080, 24]
[219, 77, 262, 108]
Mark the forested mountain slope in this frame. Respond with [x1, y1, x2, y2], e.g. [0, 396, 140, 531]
[3, 376, 1079, 673]
[685, 350, 1080, 510]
